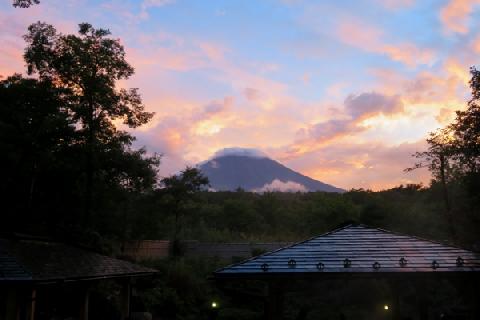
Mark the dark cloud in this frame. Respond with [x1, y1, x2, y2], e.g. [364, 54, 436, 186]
[298, 92, 404, 144]
[344, 92, 403, 119]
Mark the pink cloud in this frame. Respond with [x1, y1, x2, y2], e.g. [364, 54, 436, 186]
[283, 92, 405, 158]
[337, 19, 435, 67]
[439, 0, 480, 34]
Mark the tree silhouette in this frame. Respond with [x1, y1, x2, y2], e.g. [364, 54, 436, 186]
[406, 128, 456, 238]
[161, 167, 209, 256]
[12, 0, 39, 8]
[23, 22, 155, 225]
[449, 67, 480, 175]
[0, 74, 76, 228]
[408, 66, 480, 241]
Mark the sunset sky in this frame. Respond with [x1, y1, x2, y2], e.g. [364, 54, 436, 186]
[1, 0, 478, 190]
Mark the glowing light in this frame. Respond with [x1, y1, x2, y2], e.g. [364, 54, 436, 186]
[384, 305, 389, 310]
[211, 302, 218, 308]
[196, 121, 223, 136]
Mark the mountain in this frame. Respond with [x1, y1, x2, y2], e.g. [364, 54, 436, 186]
[198, 150, 344, 193]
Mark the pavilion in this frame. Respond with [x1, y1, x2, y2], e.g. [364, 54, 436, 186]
[214, 224, 480, 319]
[0, 236, 157, 320]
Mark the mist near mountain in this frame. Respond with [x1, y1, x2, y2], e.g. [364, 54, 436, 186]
[198, 149, 344, 193]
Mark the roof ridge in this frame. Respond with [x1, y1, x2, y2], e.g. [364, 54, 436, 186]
[214, 223, 359, 273]
[370, 226, 477, 253]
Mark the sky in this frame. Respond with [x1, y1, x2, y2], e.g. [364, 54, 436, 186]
[1, 0, 479, 190]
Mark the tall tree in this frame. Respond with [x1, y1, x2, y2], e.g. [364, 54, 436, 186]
[161, 167, 209, 256]
[0, 74, 76, 229]
[408, 66, 480, 241]
[407, 128, 456, 239]
[449, 67, 480, 176]
[23, 22, 154, 224]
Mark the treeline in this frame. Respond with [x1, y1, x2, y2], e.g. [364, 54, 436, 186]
[127, 183, 478, 248]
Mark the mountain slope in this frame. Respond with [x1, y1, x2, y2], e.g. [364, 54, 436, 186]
[198, 155, 344, 192]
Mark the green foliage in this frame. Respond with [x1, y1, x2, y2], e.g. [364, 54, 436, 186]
[161, 167, 209, 255]
[407, 66, 480, 242]
[139, 257, 225, 320]
[135, 186, 471, 245]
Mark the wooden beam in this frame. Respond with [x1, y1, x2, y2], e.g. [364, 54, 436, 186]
[25, 289, 36, 320]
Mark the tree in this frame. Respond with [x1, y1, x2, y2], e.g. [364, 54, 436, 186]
[12, 0, 39, 8]
[161, 167, 209, 256]
[449, 67, 480, 176]
[23, 22, 155, 224]
[0, 74, 76, 229]
[407, 127, 456, 239]
[407, 66, 480, 241]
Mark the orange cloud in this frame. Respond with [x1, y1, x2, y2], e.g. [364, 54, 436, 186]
[283, 92, 405, 159]
[284, 141, 430, 190]
[439, 0, 480, 34]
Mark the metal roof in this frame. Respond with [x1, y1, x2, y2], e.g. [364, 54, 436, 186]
[214, 224, 480, 278]
[0, 239, 157, 283]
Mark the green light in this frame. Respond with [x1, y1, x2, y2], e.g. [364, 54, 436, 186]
[211, 301, 218, 308]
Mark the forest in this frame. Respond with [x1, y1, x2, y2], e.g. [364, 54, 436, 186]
[1, 2, 480, 319]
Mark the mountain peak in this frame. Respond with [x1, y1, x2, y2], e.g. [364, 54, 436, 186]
[212, 147, 268, 159]
[199, 149, 344, 193]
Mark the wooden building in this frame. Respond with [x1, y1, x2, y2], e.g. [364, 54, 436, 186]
[0, 237, 157, 320]
[214, 224, 480, 319]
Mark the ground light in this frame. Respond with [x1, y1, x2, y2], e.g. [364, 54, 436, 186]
[211, 301, 218, 309]
[384, 304, 389, 310]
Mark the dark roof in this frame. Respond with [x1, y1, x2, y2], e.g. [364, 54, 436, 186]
[0, 238, 157, 283]
[215, 224, 480, 279]
[0, 240, 32, 281]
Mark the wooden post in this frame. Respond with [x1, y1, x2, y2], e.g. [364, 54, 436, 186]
[79, 287, 89, 320]
[264, 281, 284, 320]
[120, 279, 131, 320]
[25, 289, 36, 320]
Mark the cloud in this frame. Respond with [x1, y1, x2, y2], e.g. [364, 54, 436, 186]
[243, 87, 261, 101]
[254, 179, 307, 193]
[284, 140, 430, 190]
[436, 108, 457, 124]
[202, 96, 234, 117]
[212, 147, 268, 159]
[345, 92, 404, 119]
[439, 0, 480, 34]
[307, 119, 361, 142]
[379, 0, 415, 9]
[286, 92, 405, 157]
[337, 19, 436, 67]
[140, 0, 175, 19]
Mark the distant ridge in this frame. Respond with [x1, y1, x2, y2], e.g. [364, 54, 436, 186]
[198, 150, 344, 193]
